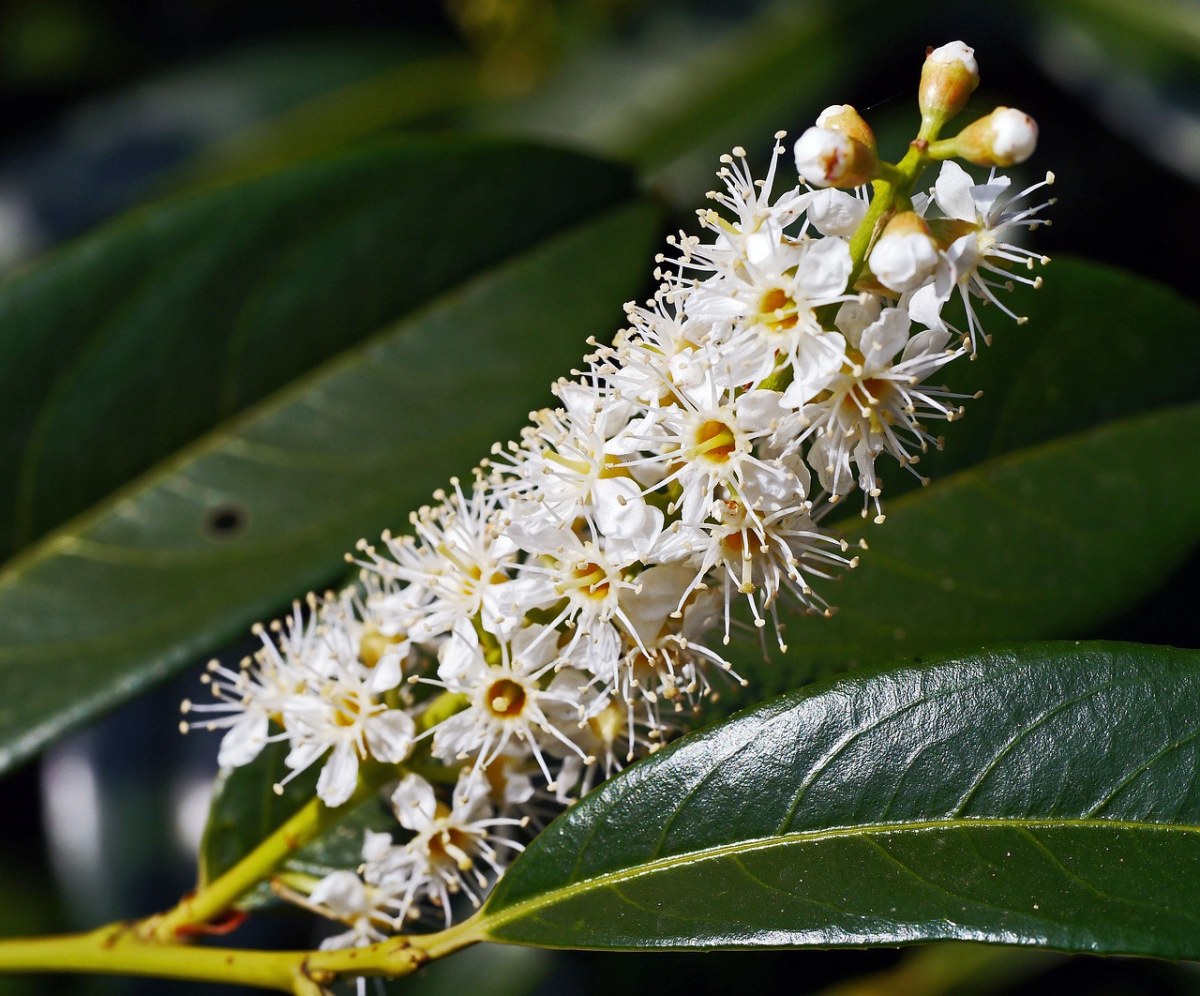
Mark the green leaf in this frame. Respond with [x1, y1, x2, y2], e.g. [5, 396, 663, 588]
[731, 402, 1200, 696]
[480, 641, 1200, 959]
[0, 138, 635, 557]
[0, 142, 662, 775]
[169, 48, 481, 192]
[470, 0, 891, 201]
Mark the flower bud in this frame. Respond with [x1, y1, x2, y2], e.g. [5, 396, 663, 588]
[869, 212, 940, 294]
[794, 125, 878, 189]
[919, 41, 980, 126]
[816, 104, 876, 151]
[954, 107, 1038, 166]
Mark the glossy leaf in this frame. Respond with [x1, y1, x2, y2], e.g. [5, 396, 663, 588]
[0, 151, 661, 774]
[1, 38, 451, 252]
[171, 49, 480, 191]
[481, 642, 1200, 958]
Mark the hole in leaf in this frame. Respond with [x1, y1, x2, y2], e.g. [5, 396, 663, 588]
[204, 503, 248, 540]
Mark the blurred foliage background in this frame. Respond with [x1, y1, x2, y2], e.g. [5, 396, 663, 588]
[0, 0, 1197, 993]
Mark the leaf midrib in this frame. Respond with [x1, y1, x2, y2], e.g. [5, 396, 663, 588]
[482, 815, 1200, 932]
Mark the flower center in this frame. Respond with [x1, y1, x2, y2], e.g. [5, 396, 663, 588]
[486, 678, 527, 718]
[427, 814, 475, 870]
[725, 527, 769, 554]
[332, 694, 363, 727]
[692, 420, 738, 462]
[559, 561, 611, 600]
[359, 629, 405, 669]
[842, 377, 894, 424]
[758, 287, 799, 330]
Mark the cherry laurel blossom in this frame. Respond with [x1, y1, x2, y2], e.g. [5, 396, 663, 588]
[183, 44, 1050, 940]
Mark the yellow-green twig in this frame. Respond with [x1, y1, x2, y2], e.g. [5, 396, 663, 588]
[0, 915, 484, 994]
[146, 765, 393, 941]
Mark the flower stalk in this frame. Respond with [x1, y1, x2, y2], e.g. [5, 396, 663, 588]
[147, 763, 396, 941]
[0, 36, 1053, 994]
[0, 917, 481, 993]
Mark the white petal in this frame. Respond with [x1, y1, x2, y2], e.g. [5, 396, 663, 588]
[619, 564, 694, 646]
[860, 307, 910, 364]
[365, 710, 415, 763]
[593, 476, 659, 542]
[782, 331, 846, 406]
[806, 189, 867, 238]
[437, 625, 484, 687]
[793, 237, 852, 299]
[217, 712, 269, 768]
[317, 741, 360, 808]
[391, 773, 437, 831]
[905, 282, 948, 332]
[933, 161, 977, 221]
[735, 389, 787, 430]
[309, 871, 367, 916]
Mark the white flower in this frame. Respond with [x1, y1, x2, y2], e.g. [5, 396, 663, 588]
[370, 772, 525, 927]
[691, 137, 809, 275]
[180, 604, 316, 768]
[308, 870, 397, 949]
[429, 623, 590, 787]
[495, 382, 660, 545]
[912, 160, 1055, 349]
[282, 664, 416, 807]
[787, 299, 964, 518]
[185, 116, 1050, 941]
[358, 477, 518, 641]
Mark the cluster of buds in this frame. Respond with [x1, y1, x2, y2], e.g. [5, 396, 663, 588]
[182, 41, 1052, 943]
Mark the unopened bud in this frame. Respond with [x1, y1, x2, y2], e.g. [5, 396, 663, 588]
[816, 104, 876, 151]
[794, 126, 878, 189]
[869, 212, 940, 294]
[954, 107, 1038, 166]
[919, 41, 980, 126]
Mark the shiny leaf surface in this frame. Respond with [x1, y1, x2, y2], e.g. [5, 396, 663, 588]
[482, 642, 1200, 958]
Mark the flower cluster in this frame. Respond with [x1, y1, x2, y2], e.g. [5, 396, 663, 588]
[183, 41, 1051, 942]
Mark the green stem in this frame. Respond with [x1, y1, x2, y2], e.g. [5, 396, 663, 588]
[0, 925, 316, 993]
[146, 764, 394, 941]
[845, 143, 928, 289]
[843, 104, 953, 291]
[0, 916, 483, 994]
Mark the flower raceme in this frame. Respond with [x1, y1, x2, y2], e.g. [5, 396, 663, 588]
[183, 40, 1052, 940]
